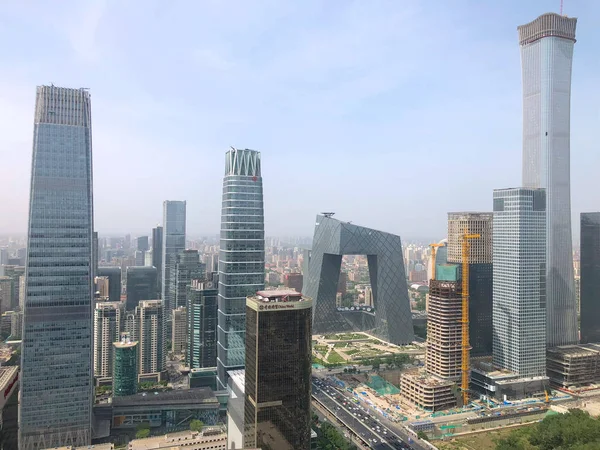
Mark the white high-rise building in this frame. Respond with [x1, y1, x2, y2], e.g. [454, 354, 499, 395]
[492, 188, 547, 376]
[93, 302, 123, 378]
[518, 12, 578, 347]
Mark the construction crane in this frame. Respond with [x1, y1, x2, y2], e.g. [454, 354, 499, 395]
[461, 232, 480, 406]
[429, 243, 444, 280]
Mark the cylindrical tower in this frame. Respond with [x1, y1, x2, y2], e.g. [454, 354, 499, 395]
[113, 338, 138, 397]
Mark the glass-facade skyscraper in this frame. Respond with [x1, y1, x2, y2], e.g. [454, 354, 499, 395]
[518, 12, 578, 347]
[492, 188, 547, 376]
[217, 148, 265, 389]
[161, 201, 186, 313]
[580, 213, 600, 344]
[20, 86, 94, 449]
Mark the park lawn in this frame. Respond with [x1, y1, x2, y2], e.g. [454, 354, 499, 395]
[435, 426, 530, 450]
[327, 351, 346, 364]
[334, 342, 348, 348]
[344, 349, 359, 356]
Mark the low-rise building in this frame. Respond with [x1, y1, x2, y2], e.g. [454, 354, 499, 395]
[128, 428, 226, 450]
[400, 371, 456, 411]
[547, 344, 600, 390]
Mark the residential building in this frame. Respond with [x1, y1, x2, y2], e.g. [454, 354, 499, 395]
[20, 86, 94, 449]
[493, 188, 547, 376]
[519, 13, 578, 347]
[138, 300, 166, 377]
[98, 266, 122, 303]
[447, 212, 493, 357]
[94, 302, 123, 379]
[126, 266, 158, 311]
[217, 148, 265, 390]
[187, 280, 218, 369]
[172, 306, 187, 354]
[580, 213, 600, 344]
[10, 310, 23, 340]
[0, 277, 12, 314]
[162, 201, 186, 314]
[244, 290, 313, 450]
[96, 276, 110, 299]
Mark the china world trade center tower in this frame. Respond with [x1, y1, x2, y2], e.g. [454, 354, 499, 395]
[518, 13, 578, 347]
[20, 86, 94, 449]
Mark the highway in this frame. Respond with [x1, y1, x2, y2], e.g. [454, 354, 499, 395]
[312, 375, 430, 450]
[312, 378, 415, 450]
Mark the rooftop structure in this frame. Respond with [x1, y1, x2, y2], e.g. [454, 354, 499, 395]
[128, 429, 226, 450]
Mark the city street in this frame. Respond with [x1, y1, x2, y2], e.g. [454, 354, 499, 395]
[312, 378, 414, 450]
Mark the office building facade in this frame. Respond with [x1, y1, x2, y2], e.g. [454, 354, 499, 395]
[138, 300, 166, 376]
[162, 202, 186, 313]
[152, 226, 163, 294]
[244, 291, 313, 450]
[518, 13, 578, 347]
[187, 280, 218, 369]
[20, 86, 94, 449]
[447, 212, 493, 357]
[126, 266, 158, 311]
[98, 266, 122, 303]
[173, 249, 205, 310]
[217, 148, 265, 389]
[137, 236, 149, 252]
[492, 188, 547, 376]
[283, 273, 303, 292]
[93, 302, 123, 378]
[304, 215, 414, 345]
[113, 338, 138, 397]
[580, 213, 600, 344]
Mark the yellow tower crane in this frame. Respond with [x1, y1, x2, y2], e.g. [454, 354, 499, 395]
[461, 233, 480, 407]
[429, 243, 444, 280]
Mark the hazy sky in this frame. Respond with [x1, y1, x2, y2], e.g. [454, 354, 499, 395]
[0, 1, 599, 240]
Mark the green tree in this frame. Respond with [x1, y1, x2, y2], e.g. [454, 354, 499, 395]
[417, 431, 429, 441]
[135, 428, 150, 439]
[189, 419, 204, 432]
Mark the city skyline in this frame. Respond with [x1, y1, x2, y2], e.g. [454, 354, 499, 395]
[1, 1, 599, 239]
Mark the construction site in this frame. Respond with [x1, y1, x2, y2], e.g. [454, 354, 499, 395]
[547, 344, 600, 391]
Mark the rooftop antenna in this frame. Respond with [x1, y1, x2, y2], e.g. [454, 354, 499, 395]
[322, 212, 335, 218]
[560, 0, 563, 15]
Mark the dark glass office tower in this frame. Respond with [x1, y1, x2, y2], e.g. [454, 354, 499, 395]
[126, 266, 158, 311]
[172, 249, 205, 310]
[152, 226, 163, 294]
[216, 148, 265, 389]
[98, 266, 121, 302]
[162, 201, 186, 313]
[20, 86, 94, 449]
[580, 213, 600, 344]
[187, 280, 218, 369]
[137, 236, 149, 252]
[244, 290, 313, 450]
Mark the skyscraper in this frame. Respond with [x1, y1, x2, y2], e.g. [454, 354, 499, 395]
[217, 148, 265, 389]
[173, 249, 205, 310]
[580, 213, 600, 344]
[152, 226, 163, 293]
[162, 202, 186, 313]
[187, 280, 218, 369]
[138, 299, 166, 377]
[113, 337, 138, 397]
[20, 86, 94, 449]
[126, 266, 158, 311]
[518, 13, 578, 347]
[244, 290, 313, 450]
[492, 188, 547, 376]
[137, 236, 149, 252]
[447, 212, 493, 357]
[98, 266, 122, 303]
[172, 306, 187, 354]
[93, 302, 123, 379]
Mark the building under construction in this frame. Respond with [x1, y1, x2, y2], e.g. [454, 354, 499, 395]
[425, 265, 463, 381]
[400, 370, 456, 412]
[547, 344, 600, 390]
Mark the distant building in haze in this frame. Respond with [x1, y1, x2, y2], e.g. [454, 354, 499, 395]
[284, 273, 303, 292]
[152, 226, 163, 294]
[244, 290, 313, 450]
[137, 236, 149, 252]
[173, 250, 205, 310]
[580, 213, 600, 344]
[98, 266, 122, 303]
[172, 306, 187, 354]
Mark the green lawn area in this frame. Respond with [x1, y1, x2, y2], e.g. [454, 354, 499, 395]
[344, 349, 359, 356]
[436, 426, 531, 450]
[327, 350, 346, 364]
[334, 342, 348, 348]
[325, 333, 368, 340]
[314, 345, 328, 353]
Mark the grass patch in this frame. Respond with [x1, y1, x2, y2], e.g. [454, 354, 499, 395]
[324, 333, 367, 340]
[327, 351, 346, 364]
[344, 349, 359, 356]
[314, 345, 328, 353]
[334, 342, 348, 348]
[436, 425, 531, 450]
